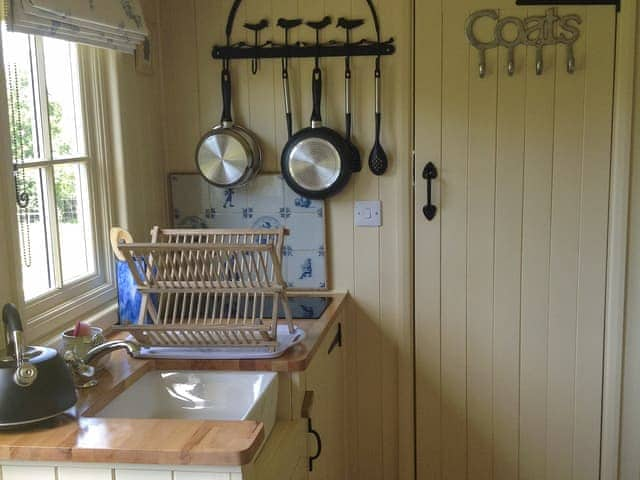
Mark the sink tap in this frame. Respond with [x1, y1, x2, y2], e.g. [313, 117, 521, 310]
[64, 340, 141, 389]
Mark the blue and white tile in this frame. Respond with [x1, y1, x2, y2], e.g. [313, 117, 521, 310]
[284, 187, 323, 215]
[248, 175, 285, 213]
[285, 213, 325, 251]
[286, 250, 327, 290]
[209, 185, 248, 214]
[170, 173, 328, 289]
[250, 215, 284, 230]
[210, 214, 249, 229]
[175, 215, 208, 228]
[170, 174, 210, 220]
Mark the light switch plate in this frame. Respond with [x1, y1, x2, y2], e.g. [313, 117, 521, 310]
[355, 201, 382, 227]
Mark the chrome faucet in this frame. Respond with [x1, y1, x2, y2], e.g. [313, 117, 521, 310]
[64, 339, 141, 389]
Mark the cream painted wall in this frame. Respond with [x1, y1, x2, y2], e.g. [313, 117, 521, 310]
[104, 0, 167, 241]
[156, 1, 413, 478]
[0, 23, 18, 349]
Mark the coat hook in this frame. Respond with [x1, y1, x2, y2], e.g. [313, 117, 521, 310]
[566, 43, 576, 74]
[478, 49, 487, 78]
[535, 45, 543, 76]
[465, 10, 498, 79]
[507, 47, 515, 76]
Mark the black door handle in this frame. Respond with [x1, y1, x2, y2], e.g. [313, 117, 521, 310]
[422, 162, 438, 221]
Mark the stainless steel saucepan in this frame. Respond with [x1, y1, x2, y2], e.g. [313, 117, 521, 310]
[196, 67, 262, 187]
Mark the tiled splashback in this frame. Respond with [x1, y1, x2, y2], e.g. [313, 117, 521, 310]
[170, 174, 328, 289]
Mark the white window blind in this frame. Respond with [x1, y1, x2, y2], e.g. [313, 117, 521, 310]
[3, 0, 147, 53]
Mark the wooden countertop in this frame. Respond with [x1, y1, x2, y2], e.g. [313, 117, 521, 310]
[0, 293, 347, 467]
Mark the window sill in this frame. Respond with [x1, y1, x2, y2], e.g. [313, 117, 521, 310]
[25, 282, 117, 344]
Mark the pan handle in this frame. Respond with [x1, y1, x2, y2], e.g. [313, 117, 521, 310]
[221, 68, 233, 125]
[311, 68, 322, 126]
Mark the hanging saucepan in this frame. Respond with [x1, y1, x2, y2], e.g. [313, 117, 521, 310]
[196, 67, 262, 187]
[0, 304, 77, 428]
[281, 17, 353, 200]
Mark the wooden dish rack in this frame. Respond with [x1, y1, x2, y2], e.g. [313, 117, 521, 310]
[111, 226, 294, 352]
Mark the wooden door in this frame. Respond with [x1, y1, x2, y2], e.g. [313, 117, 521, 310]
[414, 2, 616, 479]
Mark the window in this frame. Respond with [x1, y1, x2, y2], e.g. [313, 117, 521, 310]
[2, 26, 113, 338]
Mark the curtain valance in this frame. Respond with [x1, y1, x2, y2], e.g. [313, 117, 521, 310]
[4, 0, 148, 53]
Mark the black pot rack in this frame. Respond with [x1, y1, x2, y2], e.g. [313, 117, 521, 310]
[211, 0, 395, 65]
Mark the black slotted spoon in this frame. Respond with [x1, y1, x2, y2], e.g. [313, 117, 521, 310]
[368, 56, 387, 175]
[365, 0, 387, 176]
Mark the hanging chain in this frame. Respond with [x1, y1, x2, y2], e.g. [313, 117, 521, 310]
[8, 62, 32, 267]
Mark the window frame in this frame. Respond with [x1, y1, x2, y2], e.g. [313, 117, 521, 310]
[2, 33, 116, 342]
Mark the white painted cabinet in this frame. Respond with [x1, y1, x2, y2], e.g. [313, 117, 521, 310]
[1, 465, 243, 480]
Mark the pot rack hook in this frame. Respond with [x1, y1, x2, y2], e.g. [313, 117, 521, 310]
[337, 17, 365, 72]
[277, 17, 303, 70]
[244, 19, 269, 74]
[306, 16, 332, 69]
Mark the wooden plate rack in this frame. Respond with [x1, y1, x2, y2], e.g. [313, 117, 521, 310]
[111, 227, 293, 352]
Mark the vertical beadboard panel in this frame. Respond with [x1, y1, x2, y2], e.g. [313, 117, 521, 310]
[545, 7, 585, 480]
[246, 0, 279, 172]
[466, 12, 498, 480]
[519, 8, 556, 480]
[352, 0, 383, 475]
[159, 0, 200, 173]
[159, 0, 412, 478]
[573, 7, 616, 480]
[492, 8, 526, 480]
[271, 0, 301, 158]
[194, 0, 225, 139]
[440, 1, 470, 478]
[414, 0, 442, 477]
[376, 0, 411, 474]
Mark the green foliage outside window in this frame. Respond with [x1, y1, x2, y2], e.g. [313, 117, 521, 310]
[10, 71, 78, 223]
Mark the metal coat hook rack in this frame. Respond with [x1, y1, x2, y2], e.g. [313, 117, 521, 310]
[465, 8, 581, 78]
[211, 0, 395, 69]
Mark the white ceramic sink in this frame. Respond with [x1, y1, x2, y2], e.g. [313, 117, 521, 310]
[94, 371, 278, 436]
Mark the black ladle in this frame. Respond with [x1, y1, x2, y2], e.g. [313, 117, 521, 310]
[338, 17, 364, 173]
[368, 57, 387, 175]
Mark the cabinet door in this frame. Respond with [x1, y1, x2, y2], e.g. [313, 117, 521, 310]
[305, 321, 346, 480]
[248, 420, 307, 480]
[414, 2, 616, 480]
